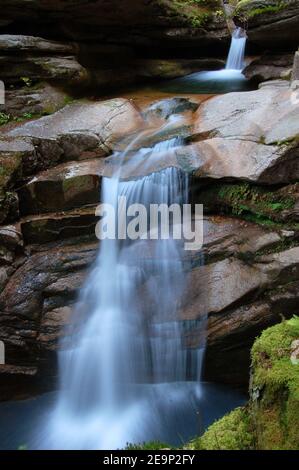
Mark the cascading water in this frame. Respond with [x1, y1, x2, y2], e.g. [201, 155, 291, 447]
[41, 137, 205, 450]
[225, 27, 247, 71]
[160, 27, 248, 94]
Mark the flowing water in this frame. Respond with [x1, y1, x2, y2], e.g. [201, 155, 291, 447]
[36, 137, 209, 449]
[158, 27, 249, 94]
[226, 27, 247, 71]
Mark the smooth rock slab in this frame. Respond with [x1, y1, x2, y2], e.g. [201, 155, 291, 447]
[9, 98, 145, 152]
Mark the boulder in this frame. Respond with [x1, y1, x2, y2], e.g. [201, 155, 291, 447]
[0, 34, 76, 54]
[243, 54, 294, 83]
[0, 55, 89, 87]
[9, 98, 145, 154]
[18, 159, 104, 216]
[1, 83, 70, 118]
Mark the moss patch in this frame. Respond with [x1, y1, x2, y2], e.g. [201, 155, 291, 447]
[186, 317, 299, 450]
[197, 181, 298, 228]
[187, 407, 253, 450]
[235, 0, 289, 21]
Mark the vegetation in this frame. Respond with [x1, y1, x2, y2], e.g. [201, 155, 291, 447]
[0, 112, 36, 126]
[234, 0, 289, 21]
[187, 317, 299, 450]
[197, 181, 297, 228]
[125, 441, 171, 450]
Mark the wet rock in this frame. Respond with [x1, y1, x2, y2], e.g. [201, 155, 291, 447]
[1, 83, 70, 118]
[191, 83, 299, 184]
[135, 58, 225, 82]
[144, 97, 199, 120]
[21, 207, 98, 244]
[0, 55, 89, 88]
[243, 54, 294, 83]
[9, 98, 145, 154]
[18, 159, 104, 216]
[0, 34, 76, 54]
[235, 0, 299, 48]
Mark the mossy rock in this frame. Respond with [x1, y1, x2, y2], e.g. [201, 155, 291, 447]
[187, 407, 254, 450]
[186, 317, 299, 450]
[250, 316, 299, 450]
[195, 181, 298, 229]
[234, 0, 291, 21]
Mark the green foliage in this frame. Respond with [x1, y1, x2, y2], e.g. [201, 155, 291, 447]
[20, 76, 33, 87]
[0, 112, 11, 126]
[125, 441, 170, 450]
[213, 182, 296, 227]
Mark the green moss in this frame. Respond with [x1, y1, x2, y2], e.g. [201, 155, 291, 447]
[199, 182, 297, 228]
[158, 0, 220, 28]
[187, 407, 253, 450]
[250, 317, 299, 449]
[235, 0, 289, 21]
[186, 317, 299, 450]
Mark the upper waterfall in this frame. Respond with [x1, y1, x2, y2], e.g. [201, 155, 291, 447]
[226, 27, 247, 71]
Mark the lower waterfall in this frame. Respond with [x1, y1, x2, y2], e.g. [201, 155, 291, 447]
[41, 138, 205, 449]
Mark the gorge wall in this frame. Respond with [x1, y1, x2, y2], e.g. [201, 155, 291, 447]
[1, 0, 299, 401]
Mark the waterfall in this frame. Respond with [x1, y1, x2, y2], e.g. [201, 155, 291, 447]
[226, 27, 247, 71]
[43, 137, 205, 450]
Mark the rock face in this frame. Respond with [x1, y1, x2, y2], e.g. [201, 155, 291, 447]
[243, 54, 294, 82]
[235, 0, 299, 48]
[1, 77, 299, 398]
[0, 1, 227, 46]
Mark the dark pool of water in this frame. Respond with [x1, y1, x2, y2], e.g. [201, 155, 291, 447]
[0, 382, 246, 450]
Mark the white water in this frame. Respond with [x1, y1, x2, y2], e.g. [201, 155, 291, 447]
[226, 27, 247, 71]
[41, 138, 205, 450]
[170, 26, 247, 93]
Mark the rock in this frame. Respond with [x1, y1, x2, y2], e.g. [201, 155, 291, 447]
[0, 224, 22, 250]
[1, 83, 70, 118]
[144, 97, 199, 120]
[114, 83, 299, 184]
[0, 34, 76, 54]
[0, 1, 228, 46]
[194, 181, 299, 225]
[259, 79, 290, 88]
[18, 159, 104, 216]
[0, 55, 89, 87]
[21, 207, 98, 244]
[235, 0, 299, 48]
[292, 50, 299, 80]
[9, 98, 145, 154]
[243, 54, 294, 83]
[191, 84, 299, 184]
[135, 58, 225, 81]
